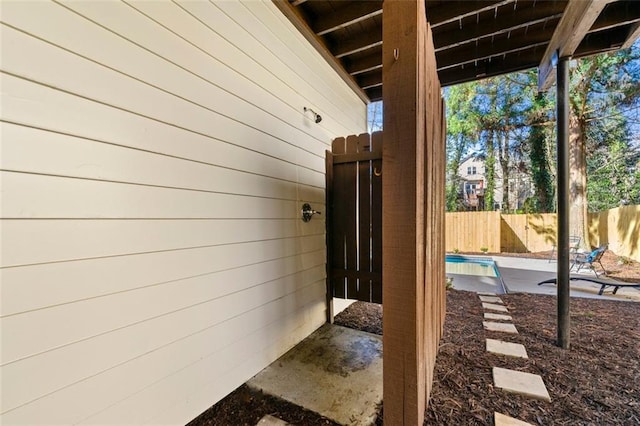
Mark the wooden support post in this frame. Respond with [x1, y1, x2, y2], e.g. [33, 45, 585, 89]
[382, 0, 445, 423]
[557, 56, 571, 349]
[382, 1, 424, 423]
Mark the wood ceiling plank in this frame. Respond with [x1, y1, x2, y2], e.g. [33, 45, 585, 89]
[427, 0, 512, 27]
[622, 22, 640, 48]
[314, 0, 383, 36]
[437, 21, 556, 70]
[440, 53, 539, 86]
[433, 1, 565, 51]
[538, 0, 614, 91]
[332, 26, 382, 58]
[356, 69, 382, 89]
[591, 0, 640, 33]
[575, 25, 634, 56]
[272, 0, 369, 103]
[346, 49, 382, 75]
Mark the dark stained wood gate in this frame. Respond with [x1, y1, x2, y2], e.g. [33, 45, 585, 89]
[326, 132, 383, 304]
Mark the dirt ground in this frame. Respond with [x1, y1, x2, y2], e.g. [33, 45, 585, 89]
[189, 252, 640, 425]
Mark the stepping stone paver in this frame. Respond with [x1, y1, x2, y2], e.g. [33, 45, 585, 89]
[479, 295, 503, 304]
[477, 292, 497, 296]
[482, 302, 509, 313]
[494, 412, 535, 426]
[484, 312, 512, 321]
[483, 321, 518, 334]
[257, 415, 289, 426]
[486, 339, 528, 358]
[493, 367, 551, 402]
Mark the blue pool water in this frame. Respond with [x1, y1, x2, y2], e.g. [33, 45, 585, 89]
[445, 255, 500, 277]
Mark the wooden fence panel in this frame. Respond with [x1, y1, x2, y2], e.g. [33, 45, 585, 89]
[501, 213, 557, 253]
[444, 207, 638, 261]
[445, 211, 501, 252]
[589, 205, 640, 262]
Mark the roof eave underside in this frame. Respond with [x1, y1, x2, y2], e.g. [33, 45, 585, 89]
[277, 0, 640, 103]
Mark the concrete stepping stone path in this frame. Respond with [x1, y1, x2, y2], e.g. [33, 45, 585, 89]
[493, 367, 551, 402]
[494, 412, 535, 426]
[484, 312, 512, 321]
[486, 339, 528, 358]
[482, 302, 509, 313]
[483, 321, 518, 334]
[477, 294, 550, 424]
[479, 295, 504, 304]
[257, 415, 289, 425]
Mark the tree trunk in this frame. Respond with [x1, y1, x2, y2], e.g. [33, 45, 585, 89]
[485, 131, 496, 211]
[499, 133, 510, 212]
[568, 112, 591, 250]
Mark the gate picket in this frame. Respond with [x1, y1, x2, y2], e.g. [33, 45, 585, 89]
[328, 132, 383, 304]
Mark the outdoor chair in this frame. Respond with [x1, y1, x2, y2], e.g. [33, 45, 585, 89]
[548, 235, 581, 263]
[538, 275, 640, 295]
[570, 244, 608, 277]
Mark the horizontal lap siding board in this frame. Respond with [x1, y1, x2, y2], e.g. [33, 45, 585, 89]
[0, 1, 366, 425]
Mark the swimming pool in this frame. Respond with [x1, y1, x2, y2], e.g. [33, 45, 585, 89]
[445, 255, 500, 277]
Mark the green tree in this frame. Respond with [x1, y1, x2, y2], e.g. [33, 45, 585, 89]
[568, 46, 640, 247]
[528, 92, 555, 212]
[445, 82, 479, 211]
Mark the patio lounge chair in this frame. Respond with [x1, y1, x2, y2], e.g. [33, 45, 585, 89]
[548, 235, 581, 263]
[537, 275, 640, 295]
[570, 244, 608, 277]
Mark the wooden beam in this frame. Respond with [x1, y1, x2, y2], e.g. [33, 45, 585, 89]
[575, 26, 630, 57]
[383, 0, 445, 424]
[438, 50, 540, 86]
[437, 21, 555, 70]
[356, 70, 382, 90]
[427, 0, 509, 28]
[538, 0, 613, 91]
[383, 0, 424, 422]
[590, 0, 640, 33]
[622, 22, 640, 49]
[271, 0, 369, 103]
[332, 27, 383, 58]
[345, 49, 382, 75]
[433, 1, 565, 51]
[366, 86, 382, 102]
[314, 1, 383, 36]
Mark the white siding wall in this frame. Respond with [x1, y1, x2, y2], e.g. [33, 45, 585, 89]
[0, 1, 366, 424]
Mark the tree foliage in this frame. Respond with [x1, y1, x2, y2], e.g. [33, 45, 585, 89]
[443, 42, 640, 219]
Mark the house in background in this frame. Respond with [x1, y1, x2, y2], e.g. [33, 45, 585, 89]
[458, 156, 534, 212]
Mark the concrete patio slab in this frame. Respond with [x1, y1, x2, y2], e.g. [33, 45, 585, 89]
[484, 312, 513, 321]
[486, 339, 528, 358]
[247, 324, 382, 426]
[479, 295, 504, 304]
[494, 412, 535, 426]
[483, 321, 518, 334]
[483, 302, 509, 312]
[257, 415, 289, 425]
[449, 273, 507, 294]
[493, 367, 551, 402]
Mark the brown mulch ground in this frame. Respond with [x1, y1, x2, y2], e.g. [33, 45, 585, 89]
[190, 252, 640, 426]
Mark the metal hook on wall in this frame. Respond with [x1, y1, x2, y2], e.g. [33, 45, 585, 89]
[374, 167, 382, 177]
